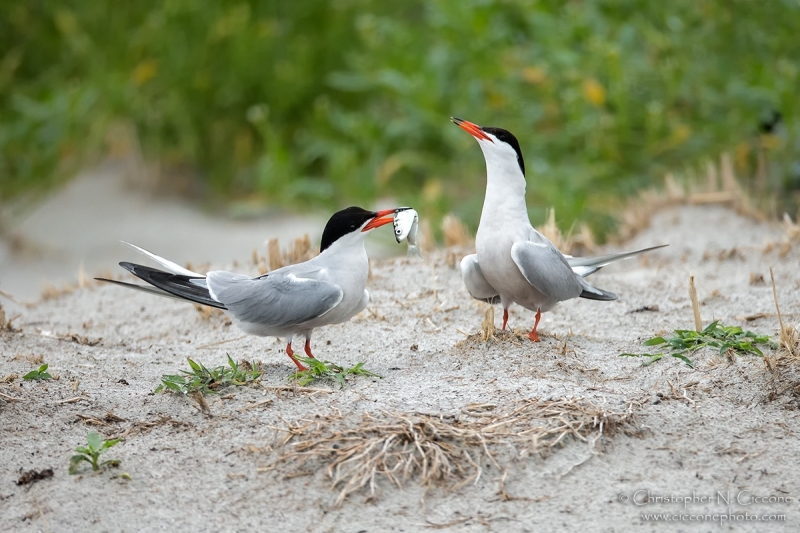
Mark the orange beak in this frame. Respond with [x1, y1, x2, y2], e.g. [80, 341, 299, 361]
[451, 117, 493, 143]
[362, 209, 396, 231]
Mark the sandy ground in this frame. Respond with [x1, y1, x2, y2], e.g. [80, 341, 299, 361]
[2, 204, 800, 532]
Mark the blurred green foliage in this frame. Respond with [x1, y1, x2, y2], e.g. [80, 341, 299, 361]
[1, 1, 799, 236]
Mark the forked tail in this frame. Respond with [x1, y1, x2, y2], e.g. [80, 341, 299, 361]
[97, 263, 226, 310]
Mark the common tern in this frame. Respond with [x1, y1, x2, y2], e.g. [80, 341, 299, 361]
[452, 117, 666, 341]
[96, 206, 407, 370]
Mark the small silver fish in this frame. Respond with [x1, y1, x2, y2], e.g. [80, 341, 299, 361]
[393, 208, 421, 257]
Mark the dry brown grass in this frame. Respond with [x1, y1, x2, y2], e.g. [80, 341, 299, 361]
[265, 234, 316, 271]
[616, 154, 768, 242]
[40, 282, 77, 302]
[442, 214, 472, 247]
[193, 304, 229, 324]
[539, 208, 572, 252]
[479, 304, 497, 341]
[539, 208, 597, 256]
[264, 398, 637, 505]
[764, 268, 800, 402]
[417, 219, 435, 253]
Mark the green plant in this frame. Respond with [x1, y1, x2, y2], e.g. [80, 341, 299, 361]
[69, 432, 121, 474]
[621, 321, 777, 368]
[155, 355, 261, 395]
[290, 357, 381, 388]
[22, 363, 52, 381]
[3, 2, 799, 237]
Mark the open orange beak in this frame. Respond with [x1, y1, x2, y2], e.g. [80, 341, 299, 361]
[362, 208, 396, 231]
[451, 117, 493, 143]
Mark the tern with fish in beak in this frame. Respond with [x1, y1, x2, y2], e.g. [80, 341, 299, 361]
[96, 206, 408, 371]
[393, 207, 421, 257]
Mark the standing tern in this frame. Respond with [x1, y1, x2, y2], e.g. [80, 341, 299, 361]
[96, 206, 407, 371]
[452, 117, 667, 341]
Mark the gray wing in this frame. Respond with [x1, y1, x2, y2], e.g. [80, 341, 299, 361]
[460, 254, 500, 304]
[510, 241, 583, 302]
[205, 270, 343, 327]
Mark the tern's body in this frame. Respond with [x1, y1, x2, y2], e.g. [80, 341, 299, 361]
[453, 118, 665, 340]
[209, 230, 370, 339]
[98, 206, 401, 370]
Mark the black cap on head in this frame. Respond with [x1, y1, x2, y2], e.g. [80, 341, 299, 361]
[320, 206, 376, 252]
[481, 127, 525, 176]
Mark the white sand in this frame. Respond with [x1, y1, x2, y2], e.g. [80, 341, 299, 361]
[2, 204, 800, 532]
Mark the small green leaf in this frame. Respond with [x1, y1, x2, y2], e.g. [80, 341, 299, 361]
[641, 354, 664, 366]
[644, 337, 666, 346]
[86, 432, 103, 450]
[69, 454, 90, 474]
[102, 438, 121, 450]
[671, 353, 695, 368]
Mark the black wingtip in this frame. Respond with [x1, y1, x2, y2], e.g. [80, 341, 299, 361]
[116, 262, 225, 309]
[579, 288, 618, 301]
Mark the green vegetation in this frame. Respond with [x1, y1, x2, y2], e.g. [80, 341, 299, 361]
[69, 432, 121, 474]
[155, 355, 261, 395]
[2, 2, 798, 235]
[22, 363, 52, 381]
[621, 321, 777, 368]
[290, 357, 381, 388]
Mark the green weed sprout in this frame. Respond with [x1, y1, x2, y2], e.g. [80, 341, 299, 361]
[155, 355, 261, 395]
[290, 357, 381, 389]
[23, 364, 52, 381]
[69, 432, 121, 474]
[621, 321, 777, 368]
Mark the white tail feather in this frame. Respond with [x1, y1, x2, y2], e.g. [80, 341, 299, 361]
[121, 241, 203, 277]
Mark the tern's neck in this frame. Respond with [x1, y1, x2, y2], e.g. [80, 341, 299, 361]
[318, 232, 368, 265]
[479, 148, 529, 226]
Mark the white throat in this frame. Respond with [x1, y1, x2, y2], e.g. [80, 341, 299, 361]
[320, 229, 368, 258]
[477, 141, 529, 227]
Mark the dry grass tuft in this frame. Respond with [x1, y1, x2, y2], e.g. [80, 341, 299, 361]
[617, 154, 768, 242]
[539, 208, 572, 253]
[764, 268, 800, 401]
[266, 235, 316, 271]
[539, 209, 597, 256]
[418, 219, 435, 253]
[267, 238, 282, 271]
[442, 214, 472, 247]
[193, 304, 228, 323]
[767, 212, 800, 258]
[13, 353, 44, 364]
[479, 304, 497, 341]
[265, 398, 637, 505]
[40, 282, 77, 302]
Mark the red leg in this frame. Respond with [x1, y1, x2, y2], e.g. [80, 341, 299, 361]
[528, 309, 541, 342]
[304, 338, 315, 359]
[502, 309, 509, 331]
[286, 342, 307, 371]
